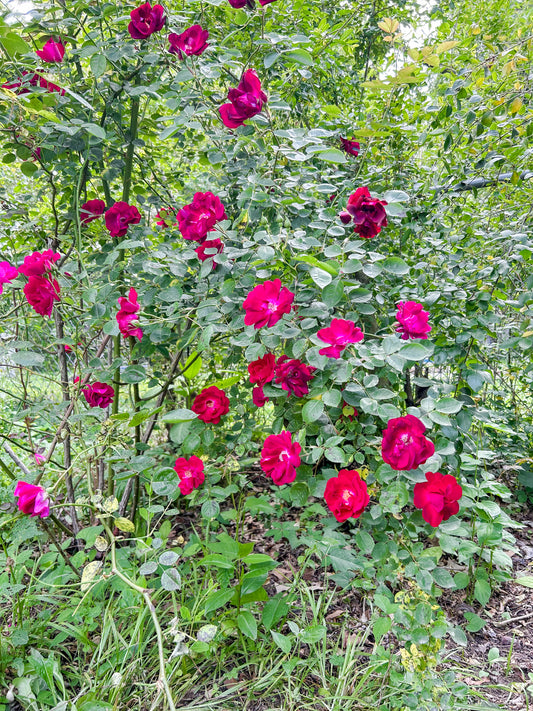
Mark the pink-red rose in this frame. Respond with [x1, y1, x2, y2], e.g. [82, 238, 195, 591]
[116, 287, 143, 341]
[252, 385, 268, 407]
[0, 261, 18, 294]
[248, 353, 276, 385]
[80, 199, 106, 224]
[396, 301, 431, 340]
[128, 2, 166, 39]
[18, 250, 60, 277]
[36, 38, 65, 63]
[177, 192, 227, 243]
[324, 469, 369, 522]
[317, 318, 364, 358]
[14, 481, 50, 518]
[340, 137, 360, 157]
[192, 386, 229, 424]
[195, 238, 224, 268]
[105, 202, 141, 237]
[219, 69, 267, 128]
[169, 25, 209, 58]
[275, 356, 315, 398]
[82, 382, 115, 408]
[228, 0, 254, 7]
[174, 455, 205, 495]
[260, 431, 301, 486]
[24, 276, 60, 317]
[413, 471, 462, 527]
[243, 279, 294, 329]
[339, 187, 388, 239]
[381, 414, 435, 471]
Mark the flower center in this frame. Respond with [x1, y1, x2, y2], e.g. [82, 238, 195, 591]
[267, 300, 278, 313]
[206, 400, 214, 408]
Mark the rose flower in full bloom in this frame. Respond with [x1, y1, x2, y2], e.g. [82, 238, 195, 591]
[381, 414, 435, 471]
[174, 455, 205, 495]
[24, 276, 60, 317]
[219, 69, 267, 128]
[36, 38, 65, 63]
[317, 318, 364, 358]
[340, 137, 360, 157]
[243, 279, 294, 329]
[395, 301, 432, 340]
[14, 481, 50, 518]
[0, 261, 18, 294]
[105, 202, 141, 238]
[128, 2, 166, 39]
[116, 287, 143, 341]
[18, 250, 60, 277]
[82, 382, 115, 408]
[339, 187, 388, 239]
[275, 356, 315, 398]
[260, 431, 301, 486]
[248, 353, 275, 408]
[192, 386, 229, 424]
[169, 25, 209, 58]
[324, 469, 369, 522]
[413, 471, 462, 527]
[177, 192, 226, 243]
[80, 199, 106, 224]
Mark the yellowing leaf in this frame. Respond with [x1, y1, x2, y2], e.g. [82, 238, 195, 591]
[377, 17, 399, 34]
[94, 536, 108, 552]
[81, 561, 102, 592]
[436, 41, 459, 54]
[115, 517, 135, 533]
[103, 496, 119, 513]
[509, 97, 522, 113]
[408, 48, 420, 61]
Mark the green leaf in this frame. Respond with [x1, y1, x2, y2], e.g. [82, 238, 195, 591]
[515, 576, 533, 588]
[435, 397, 463, 414]
[381, 257, 410, 275]
[240, 571, 267, 596]
[161, 568, 181, 591]
[302, 399, 324, 423]
[399, 342, 429, 361]
[182, 352, 202, 380]
[474, 579, 491, 606]
[301, 624, 326, 643]
[11, 351, 45, 367]
[432, 568, 455, 588]
[262, 597, 289, 630]
[464, 612, 486, 632]
[204, 588, 235, 614]
[90, 54, 107, 77]
[316, 148, 347, 163]
[237, 611, 257, 640]
[201, 500, 220, 519]
[271, 630, 292, 653]
[285, 49, 314, 66]
[121, 365, 147, 383]
[162, 408, 198, 423]
[289, 482, 309, 507]
[373, 616, 392, 643]
[0, 32, 31, 57]
[83, 123, 106, 140]
[322, 279, 344, 307]
[310, 267, 332, 287]
[295, 255, 339, 276]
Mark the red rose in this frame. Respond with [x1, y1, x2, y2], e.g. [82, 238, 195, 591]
[18, 250, 60, 277]
[317, 318, 364, 359]
[82, 382, 115, 408]
[243, 279, 294, 329]
[275, 356, 315, 398]
[252, 385, 268, 407]
[396, 301, 432, 340]
[168, 25, 209, 58]
[228, 0, 254, 8]
[23, 276, 60, 317]
[324, 469, 369, 522]
[36, 38, 65, 63]
[259, 0, 277, 4]
[14, 481, 50, 518]
[248, 353, 276, 385]
[177, 192, 226, 243]
[381, 415, 435, 471]
[219, 69, 267, 128]
[340, 187, 388, 239]
[195, 238, 224, 268]
[340, 137, 360, 157]
[413, 471, 462, 527]
[0, 261, 18, 294]
[174, 455, 205, 495]
[105, 202, 141, 237]
[260, 431, 301, 486]
[80, 199, 106, 224]
[192, 386, 229, 424]
[128, 2, 166, 39]
[116, 287, 143, 341]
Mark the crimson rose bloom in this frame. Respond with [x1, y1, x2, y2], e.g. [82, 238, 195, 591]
[80, 199, 106, 224]
[14, 481, 50, 518]
[339, 187, 388, 239]
[192, 386, 229, 424]
[248, 353, 276, 385]
[228, 0, 254, 7]
[382, 415, 435, 471]
[169, 25, 209, 58]
[116, 287, 143, 341]
[324, 469, 369, 522]
[260, 431, 301, 486]
[128, 2, 166, 39]
[195, 238, 224, 268]
[259, 0, 277, 4]
[177, 192, 227, 243]
[82, 382, 115, 408]
[3, 70, 64, 95]
[243, 279, 294, 329]
[19, 250, 60, 277]
[24, 276, 60, 317]
[340, 137, 360, 157]
[396, 301, 432, 340]
[105, 202, 141, 237]
[0, 261, 18, 294]
[252, 385, 268, 407]
[413, 471, 462, 527]
[317, 318, 364, 358]
[156, 206, 178, 228]
[275, 356, 315, 398]
[36, 38, 65, 63]
[174, 455, 205, 495]
[219, 69, 267, 128]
